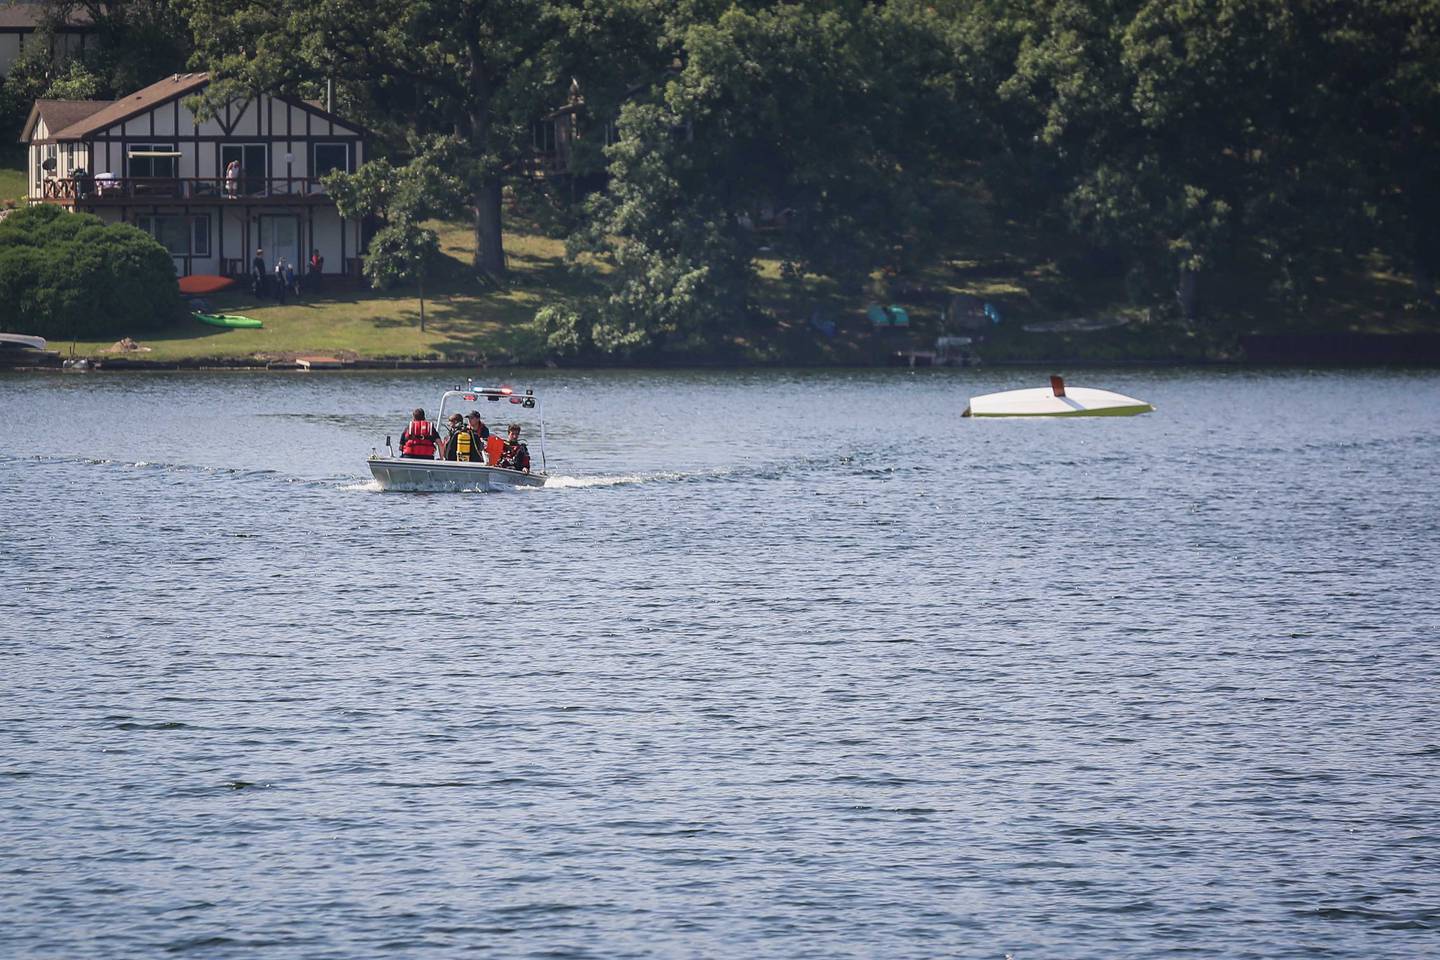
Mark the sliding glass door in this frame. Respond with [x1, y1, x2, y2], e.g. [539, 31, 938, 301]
[220, 144, 268, 196]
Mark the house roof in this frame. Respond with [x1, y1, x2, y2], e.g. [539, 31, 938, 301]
[25, 71, 368, 143]
[46, 72, 211, 141]
[19, 98, 114, 143]
[0, 3, 93, 28]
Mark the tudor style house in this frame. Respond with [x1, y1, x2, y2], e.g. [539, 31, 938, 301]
[21, 72, 367, 278]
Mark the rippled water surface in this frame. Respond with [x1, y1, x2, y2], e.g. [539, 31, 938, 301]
[2, 368, 1438, 959]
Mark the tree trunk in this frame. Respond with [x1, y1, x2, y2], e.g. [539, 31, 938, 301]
[1176, 265, 1199, 321]
[419, 275, 426, 332]
[465, 43, 506, 278]
[1415, 220, 1439, 304]
[474, 177, 505, 277]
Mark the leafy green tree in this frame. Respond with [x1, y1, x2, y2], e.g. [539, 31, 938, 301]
[59, 0, 193, 94]
[957, 0, 1440, 318]
[323, 140, 466, 331]
[42, 60, 102, 101]
[567, 1, 966, 357]
[1321, 0, 1440, 302]
[1, 2, 191, 142]
[181, 0, 666, 279]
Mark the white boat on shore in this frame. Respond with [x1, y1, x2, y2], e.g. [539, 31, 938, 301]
[367, 383, 548, 491]
[963, 376, 1154, 417]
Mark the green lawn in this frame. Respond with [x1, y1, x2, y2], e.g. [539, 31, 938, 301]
[1, 146, 26, 204]
[71, 222, 596, 361]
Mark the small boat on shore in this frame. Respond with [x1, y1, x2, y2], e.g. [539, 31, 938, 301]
[963, 376, 1153, 417]
[367, 383, 548, 492]
[196, 313, 262, 329]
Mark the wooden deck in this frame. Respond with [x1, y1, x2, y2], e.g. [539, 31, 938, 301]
[34, 176, 338, 206]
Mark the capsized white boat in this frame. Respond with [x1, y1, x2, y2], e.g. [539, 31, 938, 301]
[963, 376, 1153, 417]
[367, 383, 548, 491]
[0, 333, 48, 352]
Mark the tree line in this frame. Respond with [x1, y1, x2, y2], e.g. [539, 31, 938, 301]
[6, 0, 1438, 358]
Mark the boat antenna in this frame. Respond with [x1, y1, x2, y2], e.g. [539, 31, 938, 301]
[535, 391, 547, 474]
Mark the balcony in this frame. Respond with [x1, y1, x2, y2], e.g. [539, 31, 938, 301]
[36, 176, 339, 205]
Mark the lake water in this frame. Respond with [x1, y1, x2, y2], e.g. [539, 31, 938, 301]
[1, 367, 1437, 959]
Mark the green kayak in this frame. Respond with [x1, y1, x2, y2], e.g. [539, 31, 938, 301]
[196, 313, 262, 329]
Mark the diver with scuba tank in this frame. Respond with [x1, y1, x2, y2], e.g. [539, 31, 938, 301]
[442, 412, 485, 463]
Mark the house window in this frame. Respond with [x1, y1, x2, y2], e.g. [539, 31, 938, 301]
[192, 215, 211, 257]
[135, 214, 209, 257]
[312, 142, 349, 180]
[38, 144, 58, 190]
[128, 144, 177, 179]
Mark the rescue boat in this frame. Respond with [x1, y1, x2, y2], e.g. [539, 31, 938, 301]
[367, 383, 548, 491]
[963, 376, 1154, 417]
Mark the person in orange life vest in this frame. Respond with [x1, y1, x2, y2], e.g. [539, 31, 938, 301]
[399, 408, 437, 459]
[443, 413, 484, 462]
[497, 423, 531, 473]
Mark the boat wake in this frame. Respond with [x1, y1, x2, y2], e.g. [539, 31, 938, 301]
[337, 479, 385, 493]
[539, 471, 691, 490]
[6, 453, 362, 492]
[7, 451, 915, 495]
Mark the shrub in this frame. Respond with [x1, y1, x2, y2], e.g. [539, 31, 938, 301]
[0, 206, 183, 339]
[532, 302, 592, 356]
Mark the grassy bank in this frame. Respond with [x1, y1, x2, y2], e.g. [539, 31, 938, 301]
[66, 222, 588, 362]
[8, 156, 1435, 364]
[63, 208, 1213, 365]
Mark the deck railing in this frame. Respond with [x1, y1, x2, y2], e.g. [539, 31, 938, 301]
[39, 176, 331, 202]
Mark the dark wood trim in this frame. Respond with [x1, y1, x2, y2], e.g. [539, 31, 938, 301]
[230, 99, 249, 137]
[274, 93, 371, 137]
[74, 134, 360, 144]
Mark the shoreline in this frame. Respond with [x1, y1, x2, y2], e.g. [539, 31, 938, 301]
[6, 357, 1440, 374]
[6, 331, 1440, 373]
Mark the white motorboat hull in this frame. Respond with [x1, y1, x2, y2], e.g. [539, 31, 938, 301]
[367, 457, 546, 492]
[964, 385, 1153, 417]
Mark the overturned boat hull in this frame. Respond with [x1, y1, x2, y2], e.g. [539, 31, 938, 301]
[964, 385, 1153, 417]
[367, 457, 546, 492]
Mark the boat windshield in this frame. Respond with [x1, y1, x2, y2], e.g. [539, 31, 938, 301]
[435, 385, 546, 470]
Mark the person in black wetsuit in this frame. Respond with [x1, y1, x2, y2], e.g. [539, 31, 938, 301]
[466, 411, 490, 444]
[497, 423, 531, 473]
[251, 248, 267, 298]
